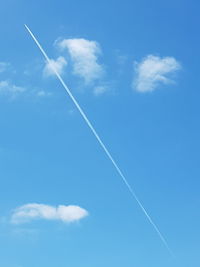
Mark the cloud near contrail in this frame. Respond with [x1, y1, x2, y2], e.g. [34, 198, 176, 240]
[43, 56, 67, 77]
[57, 38, 104, 84]
[24, 24, 173, 256]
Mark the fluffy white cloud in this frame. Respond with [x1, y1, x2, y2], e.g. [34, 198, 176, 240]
[43, 56, 67, 77]
[0, 80, 25, 95]
[0, 62, 10, 73]
[57, 38, 104, 84]
[133, 55, 181, 92]
[11, 203, 88, 224]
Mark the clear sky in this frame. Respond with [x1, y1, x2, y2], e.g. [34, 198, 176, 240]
[0, 0, 200, 266]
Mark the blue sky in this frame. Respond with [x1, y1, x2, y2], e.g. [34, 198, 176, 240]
[0, 0, 200, 266]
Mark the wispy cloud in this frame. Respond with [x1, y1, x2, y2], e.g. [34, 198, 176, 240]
[0, 80, 52, 99]
[0, 62, 26, 98]
[43, 56, 67, 77]
[11, 203, 88, 224]
[0, 62, 10, 73]
[36, 90, 52, 97]
[93, 85, 108, 96]
[57, 38, 104, 84]
[133, 55, 181, 92]
[0, 80, 26, 96]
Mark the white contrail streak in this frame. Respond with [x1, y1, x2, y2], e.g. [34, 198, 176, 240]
[24, 24, 173, 255]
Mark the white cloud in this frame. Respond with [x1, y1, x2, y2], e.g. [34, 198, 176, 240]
[57, 38, 104, 83]
[43, 56, 67, 77]
[0, 80, 25, 95]
[36, 90, 52, 97]
[93, 85, 108, 96]
[11, 203, 88, 224]
[0, 81, 52, 99]
[0, 62, 10, 73]
[133, 55, 181, 92]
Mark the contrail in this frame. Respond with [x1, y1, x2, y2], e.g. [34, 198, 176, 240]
[24, 24, 173, 255]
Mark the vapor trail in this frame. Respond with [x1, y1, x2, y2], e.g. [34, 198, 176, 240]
[25, 24, 173, 255]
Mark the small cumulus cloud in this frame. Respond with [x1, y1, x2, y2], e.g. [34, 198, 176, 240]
[93, 85, 108, 96]
[43, 56, 67, 77]
[133, 55, 181, 92]
[57, 38, 104, 84]
[11, 203, 88, 224]
[0, 63, 52, 99]
[0, 80, 26, 96]
[36, 90, 52, 97]
[0, 62, 10, 73]
[0, 81, 52, 99]
[0, 62, 26, 98]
